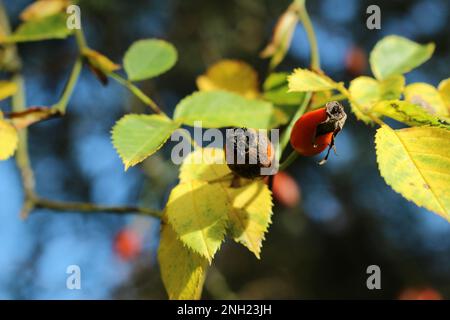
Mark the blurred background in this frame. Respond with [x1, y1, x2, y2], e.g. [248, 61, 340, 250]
[0, 0, 449, 299]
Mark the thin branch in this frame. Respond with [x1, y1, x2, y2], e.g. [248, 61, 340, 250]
[109, 72, 166, 116]
[74, 28, 88, 51]
[34, 198, 162, 219]
[277, 0, 320, 167]
[52, 57, 83, 113]
[0, 2, 164, 220]
[279, 92, 312, 153]
[12, 75, 37, 219]
[72, 27, 166, 116]
[1, 3, 38, 219]
[279, 149, 299, 171]
[296, 0, 320, 70]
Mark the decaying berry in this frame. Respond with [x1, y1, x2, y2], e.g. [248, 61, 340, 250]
[225, 128, 274, 179]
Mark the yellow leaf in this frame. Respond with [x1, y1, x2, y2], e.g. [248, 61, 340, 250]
[227, 181, 273, 259]
[82, 48, 121, 74]
[0, 81, 18, 101]
[260, 2, 299, 70]
[379, 75, 405, 100]
[179, 147, 230, 183]
[9, 106, 60, 129]
[0, 119, 19, 160]
[375, 125, 450, 221]
[438, 78, 450, 112]
[405, 82, 448, 117]
[196, 60, 259, 98]
[288, 68, 337, 92]
[20, 0, 69, 21]
[349, 76, 379, 123]
[310, 90, 332, 110]
[165, 180, 229, 262]
[158, 222, 208, 300]
[349, 75, 404, 123]
[178, 148, 273, 258]
[372, 100, 450, 130]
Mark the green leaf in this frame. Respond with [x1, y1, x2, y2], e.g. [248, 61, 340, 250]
[174, 91, 283, 129]
[263, 72, 305, 106]
[288, 68, 338, 92]
[111, 114, 179, 170]
[349, 76, 380, 123]
[158, 222, 208, 300]
[372, 100, 450, 130]
[370, 35, 434, 80]
[375, 125, 450, 221]
[0, 119, 18, 160]
[178, 148, 273, 258]
[1, 13, 72, 43]
[165, 180, 229, 262]
[404, 83, 448, 117]
[124, 39, 177, 81]
[349, 75, 404, 123]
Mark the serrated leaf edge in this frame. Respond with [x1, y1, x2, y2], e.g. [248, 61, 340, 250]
[374, 125, 449, 220]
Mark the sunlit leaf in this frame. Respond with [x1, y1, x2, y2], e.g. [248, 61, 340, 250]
[288, 68, 338, 92]
[438, 78, 450, 110]
[179, 147, 231, 183]
[349, 76, 379, 123]
[310, 90, 332, 110]
[20, 0, 69, 21]
[379, 75, 405, 100]
[174, 91, 283, 129]
[158, 222, 208, 300]
[0, 119, 18, 160]
[0, 81, 18, 101]
[372, 100, 450, 130]
[349, 75, 404, 123]
[1, 13, 72, 43]
[375, 125, 450, 221]
[111, 114, 179, 170]
[124, 39, 177, 81]
[260, 2, 299, 70]
[227, 181, 273, 259]
[404, 83, 448, 117]
[263, 72, 305, 106]
[179, 148, 273, 258]
[370, 35, 434, 80]
[196, 59, 259, 98]
[165, 180, 229, 262]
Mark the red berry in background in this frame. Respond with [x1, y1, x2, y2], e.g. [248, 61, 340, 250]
[114, 228, 142, 261]
[345, 46, 367, 76]
[272, 172, 301, 208]
[290, 101, 346, 163]
[398, 287, 443, 300]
